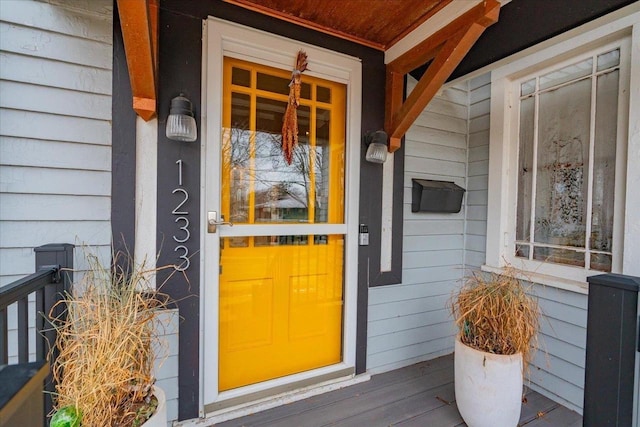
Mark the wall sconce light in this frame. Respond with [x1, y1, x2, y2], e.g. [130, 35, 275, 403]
[364, 130, 388, 163]
[166, 94, 197, 142]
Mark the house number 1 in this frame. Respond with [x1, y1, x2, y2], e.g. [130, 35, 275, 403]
[173, 159, 190, 271]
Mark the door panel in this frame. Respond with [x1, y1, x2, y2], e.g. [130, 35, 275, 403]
[219, 235, 344, 390]
[218, 58, 347, 391]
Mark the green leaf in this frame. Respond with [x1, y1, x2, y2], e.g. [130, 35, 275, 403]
[50, 405, 82, 427]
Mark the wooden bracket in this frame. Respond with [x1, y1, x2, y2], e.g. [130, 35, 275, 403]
[117, 0, 158, 121]
[384, 0, 500, 152]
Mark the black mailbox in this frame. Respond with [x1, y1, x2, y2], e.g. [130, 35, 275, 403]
[411, 179, 465, 213]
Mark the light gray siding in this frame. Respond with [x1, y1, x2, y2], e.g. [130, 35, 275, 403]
[367, 77, 469, 373]
[0, 2, 180, 424]
[465, 74, 490, 269]
[529, 285, 587, 413]
[0, 0, 113, 286]
[0, 0, 113, 367]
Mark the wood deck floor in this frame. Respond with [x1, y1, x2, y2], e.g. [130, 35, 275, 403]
[216, 354, 581, 427]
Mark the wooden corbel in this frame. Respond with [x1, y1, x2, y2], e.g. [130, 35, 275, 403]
[116, 0, 158, 121]
[385, 0, 500, 152]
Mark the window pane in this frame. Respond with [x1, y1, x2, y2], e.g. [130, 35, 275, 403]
[256, 72, 290, 96]
[254, 235, 309, 246]
[257, 72, 311, 99]
[521, 79, 536, 96]
[317, 86, 331, 103]
[227, 92, 251, 224]
[591, 253, 612, 272]
[540, 58, 592, 90]
[232, 67, 251, 87]
[515, 244, 530, 259]
[228, 237, 248, 248]
[597, 49, 620, 71]
[314, 235, 328, 245]
[591, 70, 618, 253]
[533, 246, 585, 267]
[516, 97, 535, 241]
[535, 78, 591, 248]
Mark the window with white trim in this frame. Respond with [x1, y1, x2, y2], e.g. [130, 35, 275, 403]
[515, 48, 621, 272]
[486, 35, 630, 287]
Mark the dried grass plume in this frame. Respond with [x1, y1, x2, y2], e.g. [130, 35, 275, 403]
[48, 252, 171, 426]
[451, 268, 540, 369]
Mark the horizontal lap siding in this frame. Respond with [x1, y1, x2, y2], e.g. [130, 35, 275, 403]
[367, 78, 468, 374]
[0, 3, 183, 422]
[465, 73, 490, 270]
[0, 0, 113, 285]
[529, 284, 587, 413]
[461, 73, 587, 414]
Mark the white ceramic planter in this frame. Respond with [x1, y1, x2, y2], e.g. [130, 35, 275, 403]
[454, 338, 523, 427]
[142, 386, 167, 427]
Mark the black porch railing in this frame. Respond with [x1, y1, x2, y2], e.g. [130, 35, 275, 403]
[0, 243, 73, 426]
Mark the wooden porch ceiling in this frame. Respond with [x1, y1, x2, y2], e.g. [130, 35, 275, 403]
[117, 0, 500, 147]
[223, 0, 452, 51]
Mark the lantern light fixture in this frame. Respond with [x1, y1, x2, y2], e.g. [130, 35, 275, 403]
[364, 130, 389, 164]
[166, 94, 197, 142]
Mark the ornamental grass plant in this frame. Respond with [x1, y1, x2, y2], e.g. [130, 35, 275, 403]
[48, 253, 171, 427]
[451, 268, 540, 369]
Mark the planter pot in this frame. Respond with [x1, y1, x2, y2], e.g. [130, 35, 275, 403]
[454, 338, 523, 427]
[142, 386, 167, 427]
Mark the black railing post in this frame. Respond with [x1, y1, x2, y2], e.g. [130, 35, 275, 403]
[584, 273, 640, 427]
[34, 243, 73, 425]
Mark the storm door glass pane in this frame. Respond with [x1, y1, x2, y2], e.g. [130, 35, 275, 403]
[228, 92, 251, 225]
[253, 98, 310, 223]
[590, 69, 618, 260]
[516, 96, 534, 244]
[535, 78, 591, 250]
[315, 108, 331, 223]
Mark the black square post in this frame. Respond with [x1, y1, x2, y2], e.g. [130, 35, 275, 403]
[34, 243, 74, 426]
[584, 273, 640, 427]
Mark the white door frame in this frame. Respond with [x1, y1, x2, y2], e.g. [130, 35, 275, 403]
[199, 17, 362, 413]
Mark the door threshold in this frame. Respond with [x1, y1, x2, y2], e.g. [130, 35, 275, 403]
[179, 370, 370, 426]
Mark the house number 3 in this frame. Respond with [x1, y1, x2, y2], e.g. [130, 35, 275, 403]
[173, 159, 190, 271]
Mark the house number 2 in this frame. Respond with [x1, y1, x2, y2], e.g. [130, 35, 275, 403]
[173, 159, 190, 271]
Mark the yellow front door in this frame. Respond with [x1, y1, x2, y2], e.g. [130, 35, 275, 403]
[218, 58, 347, 391]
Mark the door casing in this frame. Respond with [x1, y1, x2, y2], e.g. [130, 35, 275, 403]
[200, 17, 362, 413]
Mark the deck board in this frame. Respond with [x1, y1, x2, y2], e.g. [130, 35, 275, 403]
[216, 354, 581, 427]
[519, 388, 561, 424]
[520, 405, 582, 426]
[395, 403, 465, 427]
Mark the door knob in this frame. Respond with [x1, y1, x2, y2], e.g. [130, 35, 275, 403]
[207, 211, 233, 233]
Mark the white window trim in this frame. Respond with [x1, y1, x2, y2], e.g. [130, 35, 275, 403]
[484, 11, 639, 292]
[200, 17, 362, 411]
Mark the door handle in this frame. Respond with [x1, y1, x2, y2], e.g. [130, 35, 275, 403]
[207, 211, 233, 233]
